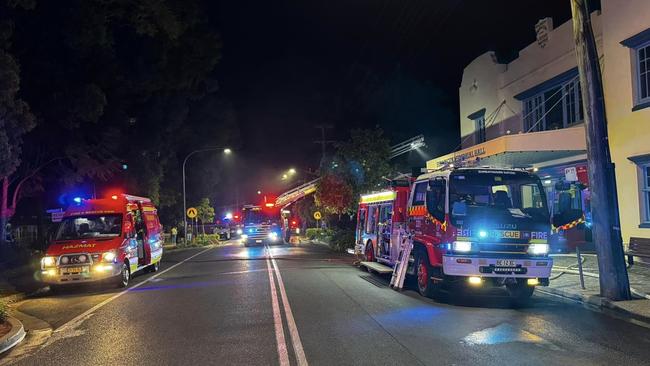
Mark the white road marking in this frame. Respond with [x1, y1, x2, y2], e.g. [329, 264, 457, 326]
[266, 256, 290, 366]
[271, 256, 309, 366]
[53, 246, 214, 335]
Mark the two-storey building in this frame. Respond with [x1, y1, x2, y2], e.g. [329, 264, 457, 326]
[427, 1, 650, 247]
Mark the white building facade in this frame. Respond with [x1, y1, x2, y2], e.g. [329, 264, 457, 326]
[427, 1, 650, 246]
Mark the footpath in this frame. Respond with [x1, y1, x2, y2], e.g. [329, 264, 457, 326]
[541, 253, 650, 325]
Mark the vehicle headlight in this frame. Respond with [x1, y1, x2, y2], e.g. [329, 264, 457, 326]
[236, 228, 243, 235]
[452, 241, 473, 252]
[102, 251, 117, 262]
[42, 256, 56, 267]
[241, 234, 248, 240]
[528, 243, 549, 255]
[268, 232, 278, 240]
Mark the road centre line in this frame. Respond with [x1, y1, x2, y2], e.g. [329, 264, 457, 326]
[271, 255, 308, 366]
[266, 255, 290, 366]
[54, 246, 214, 334]
[271, 255, 309, 366]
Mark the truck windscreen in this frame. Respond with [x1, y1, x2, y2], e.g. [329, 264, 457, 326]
[55, 214, 123, 240]
[242, 209, 275, 225]
[448, 171, 549, 225]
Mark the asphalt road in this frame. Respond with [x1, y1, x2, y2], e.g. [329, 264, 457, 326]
[3, 241, 650, 365]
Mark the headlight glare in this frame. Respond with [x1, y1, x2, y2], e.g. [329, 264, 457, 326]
[528, 243, 549, 255]
[102, 251, 116, 262]
[42, 256, 56, 267]
[236, 228, 243, 235]
[452, 241, 473, 252]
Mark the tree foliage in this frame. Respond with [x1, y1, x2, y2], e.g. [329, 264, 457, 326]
[0, 0, 235, 228]
[314, 173, 354, 217]
[197, 197, 215, 223]
[196, 197, 215, 234]
[315, 128, 392, 218]
[0, 2, 35, 178]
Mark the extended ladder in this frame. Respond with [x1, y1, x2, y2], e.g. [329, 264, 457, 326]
[389, 234, 412, 290]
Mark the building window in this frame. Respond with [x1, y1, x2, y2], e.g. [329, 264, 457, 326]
[621, 28, 650, 111]
[628, 153, 650, 227]
[474, 115, 486, 143]
[523, 77, 583, 132]
[635, 42, 650, 106]
[467, 108, 486, 144]
[642, 164, 650, 224]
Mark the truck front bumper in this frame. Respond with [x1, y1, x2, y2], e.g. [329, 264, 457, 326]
[442, 255, 553, 279]
[40, 263, 121, 285]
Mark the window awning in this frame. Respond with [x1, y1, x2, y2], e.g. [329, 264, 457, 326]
[426, 126, 586, 170]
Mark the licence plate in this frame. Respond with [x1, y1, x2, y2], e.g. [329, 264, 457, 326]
[496, 259, 516, 267]
[61, 266, 89, 274]
[256, 240, 263, 243]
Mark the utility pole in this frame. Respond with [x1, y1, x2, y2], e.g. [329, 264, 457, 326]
[313, 124, 334, 166]
[570, 0, 631, 300]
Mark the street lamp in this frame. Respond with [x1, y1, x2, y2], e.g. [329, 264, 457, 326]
[182, 147, 232, 240]
[288, 168, 296, 175]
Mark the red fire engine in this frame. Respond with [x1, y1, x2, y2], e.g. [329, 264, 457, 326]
[356, 167, 553, 304]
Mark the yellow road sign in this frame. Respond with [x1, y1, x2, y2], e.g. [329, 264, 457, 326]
[187, 207, 198, 219]
[313, 211, 322, 220]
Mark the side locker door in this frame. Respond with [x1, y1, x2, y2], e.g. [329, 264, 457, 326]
[357, 208, 367, 246]
[378, 204, 392, 259]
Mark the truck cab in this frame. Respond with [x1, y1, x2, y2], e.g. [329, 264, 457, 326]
[41, 194, 163, 289]
[409, 167, 552, 302]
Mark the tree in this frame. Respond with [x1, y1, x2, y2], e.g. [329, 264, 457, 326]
[196, 198, 215, 235]
[335, 128, 392, 195]
[314, 173, 354, 218]
[0, 0, 234, 249]
[0, 0, 37, 249]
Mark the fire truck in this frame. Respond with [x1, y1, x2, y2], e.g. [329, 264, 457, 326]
[240, 204, 284, 246]
[356, 167, 553, 303]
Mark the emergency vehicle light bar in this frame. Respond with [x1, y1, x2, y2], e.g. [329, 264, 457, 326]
[360, 191, 396, 204]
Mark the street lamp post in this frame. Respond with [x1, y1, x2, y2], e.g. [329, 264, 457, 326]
[182, 147, 231, 242]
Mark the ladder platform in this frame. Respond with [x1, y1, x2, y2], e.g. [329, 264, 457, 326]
[360, 261, 394, 274]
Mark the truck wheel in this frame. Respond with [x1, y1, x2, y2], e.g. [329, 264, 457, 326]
[116, 263, 130, 288]
[415, 250, 436, 298]
[507, 280, 534, 306]
[364, 241, 375, 262]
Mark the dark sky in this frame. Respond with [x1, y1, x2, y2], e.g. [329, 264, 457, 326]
[205, 0, 581, 205]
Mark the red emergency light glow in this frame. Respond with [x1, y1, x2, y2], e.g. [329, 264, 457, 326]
[111, 195, 119, 200]
[265, 203, 275, 208]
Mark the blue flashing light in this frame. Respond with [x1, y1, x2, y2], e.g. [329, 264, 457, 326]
[122, 163, 128, 170]
[478, 230, 487, 238]
[249, 228, 254, 233]
[73, 197, 82, 204]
